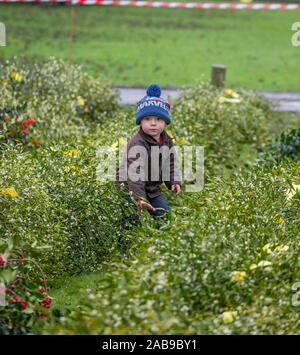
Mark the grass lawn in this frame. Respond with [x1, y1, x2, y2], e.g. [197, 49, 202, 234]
[47, 270, 108, 312]
[0, 3, 300, 90]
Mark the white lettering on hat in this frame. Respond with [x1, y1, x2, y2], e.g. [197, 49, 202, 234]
[137, 100, 170, 113]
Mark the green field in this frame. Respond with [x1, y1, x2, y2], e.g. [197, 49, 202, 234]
[0, 3, 300, 90]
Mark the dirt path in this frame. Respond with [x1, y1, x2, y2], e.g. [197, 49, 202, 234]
[113, 86, 300, 113]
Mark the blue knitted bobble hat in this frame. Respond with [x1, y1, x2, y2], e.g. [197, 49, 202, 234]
[136, 84, 171, 125]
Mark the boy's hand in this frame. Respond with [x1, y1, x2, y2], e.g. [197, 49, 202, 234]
[171, 184, 181, 197]
[137, 200, 156, 216]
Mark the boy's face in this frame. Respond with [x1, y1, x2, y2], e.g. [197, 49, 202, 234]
[140, 116, 166, 140]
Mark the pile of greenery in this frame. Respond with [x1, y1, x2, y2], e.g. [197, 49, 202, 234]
[41, 158, 300, 335]
[170, 82, 272, 176]
[0, 57, 119, 140]
[0, 58, 120, 333]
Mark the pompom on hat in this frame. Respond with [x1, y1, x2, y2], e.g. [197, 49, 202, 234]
[136, 84, 171, 125]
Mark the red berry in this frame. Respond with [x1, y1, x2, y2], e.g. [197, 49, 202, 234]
[32, 140, 42, 146]
[25, 119, 35, 127]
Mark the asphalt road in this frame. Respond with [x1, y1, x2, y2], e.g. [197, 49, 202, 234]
[113, 86, 300, 113]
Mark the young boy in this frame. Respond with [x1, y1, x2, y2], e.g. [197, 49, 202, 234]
[114, 84, 183, 231]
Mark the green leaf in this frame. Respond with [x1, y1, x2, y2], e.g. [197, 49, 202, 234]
[7, 238, 14, 251]
[22, 308, 34, 314]
[0, 269, 17, 283]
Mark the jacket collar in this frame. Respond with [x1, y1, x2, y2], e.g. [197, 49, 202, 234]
[138, 126, 171, 145]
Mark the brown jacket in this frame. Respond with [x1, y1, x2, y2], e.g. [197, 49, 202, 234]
[114, 127, 183, 201]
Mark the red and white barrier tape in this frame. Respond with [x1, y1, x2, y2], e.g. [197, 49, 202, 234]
[0, 0, 300, 10]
